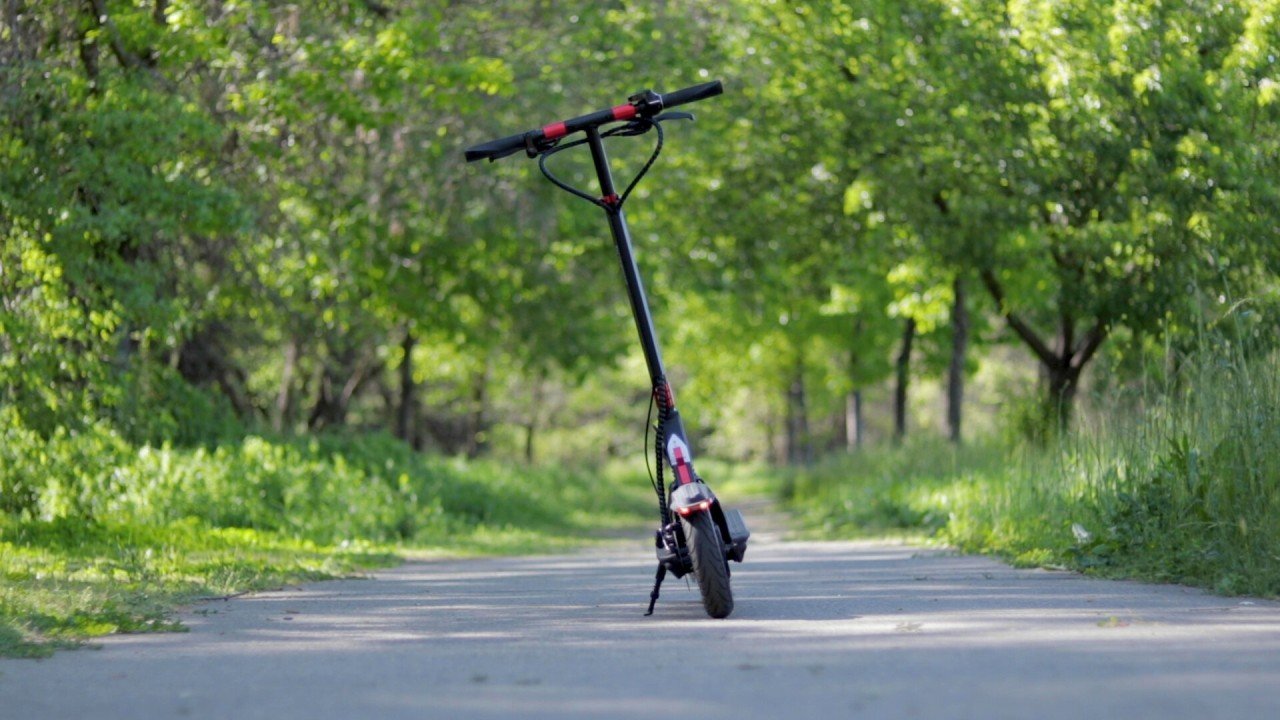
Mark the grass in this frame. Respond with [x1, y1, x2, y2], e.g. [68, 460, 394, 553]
[1059, 345, 1280, 593]
[8, 345, 1276, 657]
[0, 519, 395, 658]
[0, 430, 654, 658]
[775, 441, 1008, 542]
[690, 457, 779, 499]
[780, 347, 1280, 598]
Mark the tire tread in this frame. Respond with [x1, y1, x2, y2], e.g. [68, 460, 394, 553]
[683, 511, 734, 618]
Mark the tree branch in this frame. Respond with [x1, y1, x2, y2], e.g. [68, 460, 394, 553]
[362, 0, 392, 18]
[77, 3, 101, 86]
[1071, 318, 1110, 371]
[932, 190, 949, 215]
[87, 0, 163, 75]
[980, 267, 1058, 367]
[1061, 306, 1074, 359]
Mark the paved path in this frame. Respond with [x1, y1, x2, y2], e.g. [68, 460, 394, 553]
[3, 512, 1280, 719]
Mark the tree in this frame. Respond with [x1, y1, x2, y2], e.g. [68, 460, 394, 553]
[800, 0, 1279, 429]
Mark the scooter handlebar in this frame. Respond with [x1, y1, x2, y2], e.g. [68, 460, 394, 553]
[658, 81, 723, 111]
[463, 131, 528, 163]
[464, 80, 723, 163]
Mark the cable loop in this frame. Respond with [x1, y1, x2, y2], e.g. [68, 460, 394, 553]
[652, 377, 671, 526]
[536, 119, 665, 211]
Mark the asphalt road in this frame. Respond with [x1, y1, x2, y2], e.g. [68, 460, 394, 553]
[3, 513, 1280, 719]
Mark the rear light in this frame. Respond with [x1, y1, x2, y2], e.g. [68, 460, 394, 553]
[674, 500, 711, 517]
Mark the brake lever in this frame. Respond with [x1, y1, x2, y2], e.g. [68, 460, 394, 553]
[607, 120, 656, 138]
[607, 111, 696, 139]
[488, 145, 526, 162]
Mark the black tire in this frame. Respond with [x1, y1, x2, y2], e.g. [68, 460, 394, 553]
[681, 511, 734, 618]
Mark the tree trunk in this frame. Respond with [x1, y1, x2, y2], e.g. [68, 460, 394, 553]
[307, 344, 375, 431]
[845, 331, 864, 451]
[784, 360, 811, 465]
[3, 1, 20, 59]
[177, 324, 254, 418]
[77, 2, 101, 88]
[395, 329, 416, 446]
[1046, 363, 1081, 431]
[894, 317, 917, 444]
[465, 365, 489, 459]
[523, 421, 536, 465]
[273, 337, 298, 433]
[980, 268, 1108, 434]
[765, 406, 781, 464]
[307, 369, 343, 431]
[947, 276, 969, 444]
[844, 389, 864, 451]
[522, 374, 548, 465]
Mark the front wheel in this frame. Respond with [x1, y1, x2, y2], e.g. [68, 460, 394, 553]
[681, 511, 734, 618]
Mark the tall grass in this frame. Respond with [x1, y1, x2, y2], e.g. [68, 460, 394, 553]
[783, 348, 1280, 597]
[1062, 347, 1280, 593]
[0, 426, 652, 656]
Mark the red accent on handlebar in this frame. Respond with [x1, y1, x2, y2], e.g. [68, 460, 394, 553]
[542, 122, 567, 140]
[465, 81, 722, 163]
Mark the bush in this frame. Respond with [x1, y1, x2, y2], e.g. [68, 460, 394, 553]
[0, 408, 132, 519]
[1, 407, 649, 547]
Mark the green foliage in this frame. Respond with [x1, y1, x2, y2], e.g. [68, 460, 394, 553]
[4, 0, 1280, 654]
[1, 419, 648, 543]
[5, 0, 1273, 460]
[783, 346, 1280, 597]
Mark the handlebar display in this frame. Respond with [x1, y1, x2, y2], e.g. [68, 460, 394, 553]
[464, 80, 723, 163]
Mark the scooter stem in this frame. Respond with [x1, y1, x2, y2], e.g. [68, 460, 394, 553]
[585, 126, 704, 496]
[585, 126, 668, 385]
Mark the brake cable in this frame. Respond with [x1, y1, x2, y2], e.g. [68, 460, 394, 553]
[536, 117, 667, 211]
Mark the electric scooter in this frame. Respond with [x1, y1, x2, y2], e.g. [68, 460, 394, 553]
[465, 81, 749, 618]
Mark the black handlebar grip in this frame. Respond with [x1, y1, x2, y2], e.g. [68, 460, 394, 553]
[659, 81, 723, 110]
[465, 130, 528, 163]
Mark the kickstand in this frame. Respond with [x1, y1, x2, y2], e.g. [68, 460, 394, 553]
[643, 563, 668, 616]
